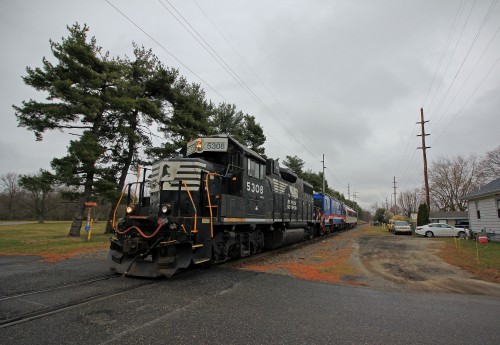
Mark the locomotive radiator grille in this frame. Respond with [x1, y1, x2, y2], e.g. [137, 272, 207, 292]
[151, 160, 208, 192]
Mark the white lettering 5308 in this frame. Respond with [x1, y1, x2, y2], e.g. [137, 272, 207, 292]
[247, 181, 264, 194]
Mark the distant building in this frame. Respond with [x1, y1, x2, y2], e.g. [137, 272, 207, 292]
[429, 211, 468, 228]
[462, 178, 500, 233]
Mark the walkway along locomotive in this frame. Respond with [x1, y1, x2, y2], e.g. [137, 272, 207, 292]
[108, 134, 356, 278]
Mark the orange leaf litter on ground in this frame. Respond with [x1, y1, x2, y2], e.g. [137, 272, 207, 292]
[40, 247, 107, 263]
[240, 242, 366, 286]
[0, 246, 108, 263]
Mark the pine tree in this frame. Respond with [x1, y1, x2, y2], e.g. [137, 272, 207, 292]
[102, 45, 180, 233]
[13, 24, 125, 236]
[147, 78, 213, 159]
[417, 203, 430, 226]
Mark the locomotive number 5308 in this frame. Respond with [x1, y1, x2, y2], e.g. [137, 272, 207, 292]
[246, 182, 264, 194]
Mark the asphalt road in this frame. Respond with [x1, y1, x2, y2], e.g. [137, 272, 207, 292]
[0, 254, 499, 345]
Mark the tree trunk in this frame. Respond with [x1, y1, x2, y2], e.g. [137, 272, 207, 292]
[68, 203, 84, 237]
[68, 174, 94, 237]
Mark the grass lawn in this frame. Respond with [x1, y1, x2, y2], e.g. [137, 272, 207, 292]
[437, 237, 500, 283]
[363, 224, 393, 236]
[0, 221, 111, 262]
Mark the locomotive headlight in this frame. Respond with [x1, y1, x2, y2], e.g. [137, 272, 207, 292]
[161, 204, 169, 214]
[126, 205, 134, 214]
[169, 223, 178, 231]
[195, 138, 203, 152]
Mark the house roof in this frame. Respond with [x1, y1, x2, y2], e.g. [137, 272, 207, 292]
[462, 178, 500, 200]
[429, 211, 468, 219]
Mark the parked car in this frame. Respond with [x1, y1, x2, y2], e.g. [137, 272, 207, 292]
[393, 221, 412, 235]
[415, 223, 467, 238]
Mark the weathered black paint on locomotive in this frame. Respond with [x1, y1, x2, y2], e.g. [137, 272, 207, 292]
[108, 134, 318, 278]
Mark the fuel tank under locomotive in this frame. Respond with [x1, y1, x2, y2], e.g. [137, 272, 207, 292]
[264, 227, 306, 250]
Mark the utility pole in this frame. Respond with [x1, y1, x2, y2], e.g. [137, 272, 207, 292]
[321, 154, 326, 194]
[393, 176, 397, 211]
[417, 108, 431, 208]
[348, 183, 351, 200]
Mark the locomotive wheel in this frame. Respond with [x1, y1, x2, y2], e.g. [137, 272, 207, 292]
[228, 244, 241, 259]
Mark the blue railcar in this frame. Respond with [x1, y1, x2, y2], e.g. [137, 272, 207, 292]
[313, 193, 347, 232]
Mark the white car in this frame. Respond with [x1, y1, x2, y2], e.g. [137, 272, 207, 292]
[393, 221, 412, 235]
[415, 223, 467, 238]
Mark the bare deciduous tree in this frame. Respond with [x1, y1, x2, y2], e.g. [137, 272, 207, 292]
[398, 188, 422, 217]
[479, 145, 500, 182]
[1, 172, 19, 219]
[18, 170, 58, 223]
[428, 154, 483, 211]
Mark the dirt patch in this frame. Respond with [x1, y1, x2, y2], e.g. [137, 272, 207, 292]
[39, 247, 108, 262]
[239, 241, 365, 286]
[0, 247, 108, 263]
[236, 224, 500, 297]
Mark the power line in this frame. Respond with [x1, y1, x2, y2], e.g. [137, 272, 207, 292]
[427, 0, 474, 115]
[158, 0, 258, 106]
[434, 55, 500, 145]
[192, 0, 325, 158]
[400, 0, 499, 189]
[161, 0, 346, 188]
[429, 0, 498, 129]
[107, 1, 349, 195]
[431, 21, 500, 134]
[159, 0, 326, 167]
[422, 0, 465, 109]
[104, 0, 227, 102]
[398, 1, 464, 183]
[105, 1, 299, 161]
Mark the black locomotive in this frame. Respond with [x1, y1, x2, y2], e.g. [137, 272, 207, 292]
[109, 134, 320, 277]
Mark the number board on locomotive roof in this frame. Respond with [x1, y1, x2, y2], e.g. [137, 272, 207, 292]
[186, 137, 229, 156]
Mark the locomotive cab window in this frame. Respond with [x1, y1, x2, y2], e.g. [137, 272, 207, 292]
[247, 158, 263, 179]
[229, 151, 242, 171]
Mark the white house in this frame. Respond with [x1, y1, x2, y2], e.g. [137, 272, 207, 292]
[462, 178, 500, 234]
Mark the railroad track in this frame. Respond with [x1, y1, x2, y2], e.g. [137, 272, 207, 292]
[0, 275, 158, 329]
[0, 275, 121, 302]
[0, 227, 358, 329]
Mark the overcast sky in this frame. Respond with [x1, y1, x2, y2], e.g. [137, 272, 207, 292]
[1, 0, 499, 210]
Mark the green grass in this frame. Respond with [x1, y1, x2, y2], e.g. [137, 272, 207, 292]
[363, 224, 393, 236]
[437, 237, 500, 271]
[0, 221, 110, 258]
